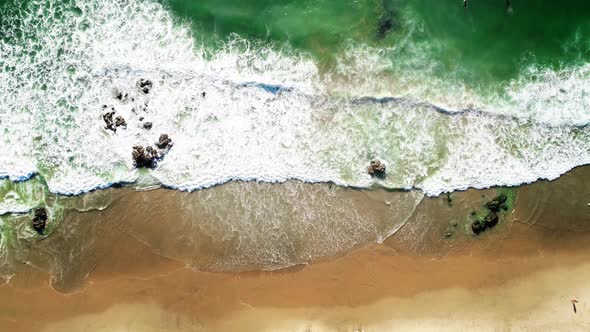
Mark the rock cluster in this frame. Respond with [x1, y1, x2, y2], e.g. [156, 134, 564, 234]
[132, 145, 159, 168]
[103, 108, 126, 132]
[100, 78, 173, 169]
[471, 194, 508, 235]
[367, 159, 386, 178]
[132, 134, 173, 168]
[32, 207, 48, 234]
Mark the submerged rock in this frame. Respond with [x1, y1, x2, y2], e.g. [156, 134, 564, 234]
[32, 207, 48, 234]
[377, 15, 394, 39]
[156, 134, 172, 149]
[132, 145, 159, 168]
[368, 159, 386, 178]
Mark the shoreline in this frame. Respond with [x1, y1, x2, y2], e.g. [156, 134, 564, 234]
[0, 166, 588, 331]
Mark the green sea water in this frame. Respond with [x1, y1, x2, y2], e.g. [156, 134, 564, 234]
[165, 0, 590, 91]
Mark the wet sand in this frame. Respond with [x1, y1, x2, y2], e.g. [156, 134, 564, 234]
[0, 167, 589, 331]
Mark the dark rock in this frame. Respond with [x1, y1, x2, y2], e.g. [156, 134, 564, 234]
[115, 91, 123, 100]
[103, 111, 116, 132]
[156, 134, 172, 149]
[132, 145, 158, 168]
[202, 92, 206, 97]
[485, 194, 508, 213]
[377, 15, 394, 39]
[471, 219, 485, 235]
[446, 193, 453, 207]
[139, 117, 144, 121]
[143, 122, 152, 130]
[32, 207, 48, 234]
[139, 79, 153, 94]
[115, 115, 126, 128]
[368, 159, 386, 178]
[484, 211, 499, 228]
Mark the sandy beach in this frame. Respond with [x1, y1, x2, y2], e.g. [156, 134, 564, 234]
[0, 167, 588, 331]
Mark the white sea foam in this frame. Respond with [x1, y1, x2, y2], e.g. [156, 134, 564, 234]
[0, 0, 588, 201]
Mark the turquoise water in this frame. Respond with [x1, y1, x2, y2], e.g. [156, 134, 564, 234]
[165, 0, 590, 90]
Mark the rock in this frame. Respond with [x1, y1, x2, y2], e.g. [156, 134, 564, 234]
[446, 193, 453, 207]
[444, 231, 452, 238]
[367, 159, 386, 178]
[103, 111, 116, 132]
[377, 15, 394, 39]
[32, 207, 48, 234]
[485, 194, 508, 213]
[202, 92, 206, 97]
[132, 145, 158, 168]
[143, 122, 152, 130]
[156, 134, 172, 149]
[139, 79, 153, 94]
[471, 219, 486, 235]
[484, 211, 499, 228]
[115, 115, 126, 128]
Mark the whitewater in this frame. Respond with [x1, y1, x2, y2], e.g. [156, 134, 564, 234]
[0, 0, 589, 205]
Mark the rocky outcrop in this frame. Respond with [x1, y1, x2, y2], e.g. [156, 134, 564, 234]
[471, 194, 508, 235]
[32, 207, 48, 234]
[156, 134, 172, 149]
[132, 135, 173, 168]
[368, 159, 386, 178]
[132, 145, 159, 168]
